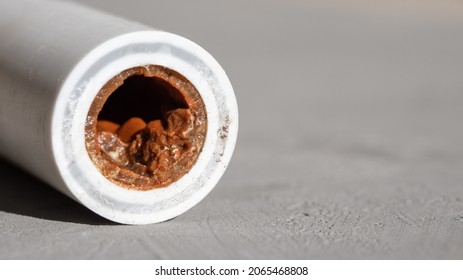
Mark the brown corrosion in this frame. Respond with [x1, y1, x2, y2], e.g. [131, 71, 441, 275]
[85, 65, 207, 191]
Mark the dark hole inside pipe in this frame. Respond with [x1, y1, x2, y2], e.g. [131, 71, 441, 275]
[98, 75, 189, 125]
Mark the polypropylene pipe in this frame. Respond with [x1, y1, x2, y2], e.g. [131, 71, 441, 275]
[0, 0, 238, 224]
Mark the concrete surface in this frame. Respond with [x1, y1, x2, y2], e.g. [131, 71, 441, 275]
[1, 0, 463, 259]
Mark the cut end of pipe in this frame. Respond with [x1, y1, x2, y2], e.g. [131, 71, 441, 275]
[85, 65, 207, 191]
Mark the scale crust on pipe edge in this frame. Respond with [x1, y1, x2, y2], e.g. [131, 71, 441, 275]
[0, 0, 238, 224]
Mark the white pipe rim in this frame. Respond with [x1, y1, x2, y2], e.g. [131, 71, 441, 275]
[51, 30, 238, 224]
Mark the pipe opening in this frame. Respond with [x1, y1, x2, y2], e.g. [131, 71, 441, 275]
[85, 65, 207, 191]
[98, 75, 188, 125]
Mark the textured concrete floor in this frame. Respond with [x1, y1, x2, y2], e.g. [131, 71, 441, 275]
[1, 0, 463, 259]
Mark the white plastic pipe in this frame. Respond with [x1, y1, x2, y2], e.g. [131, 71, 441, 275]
[0, 0, 238, 224]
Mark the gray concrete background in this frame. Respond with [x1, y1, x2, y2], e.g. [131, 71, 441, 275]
[1, 0, 463, 259]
